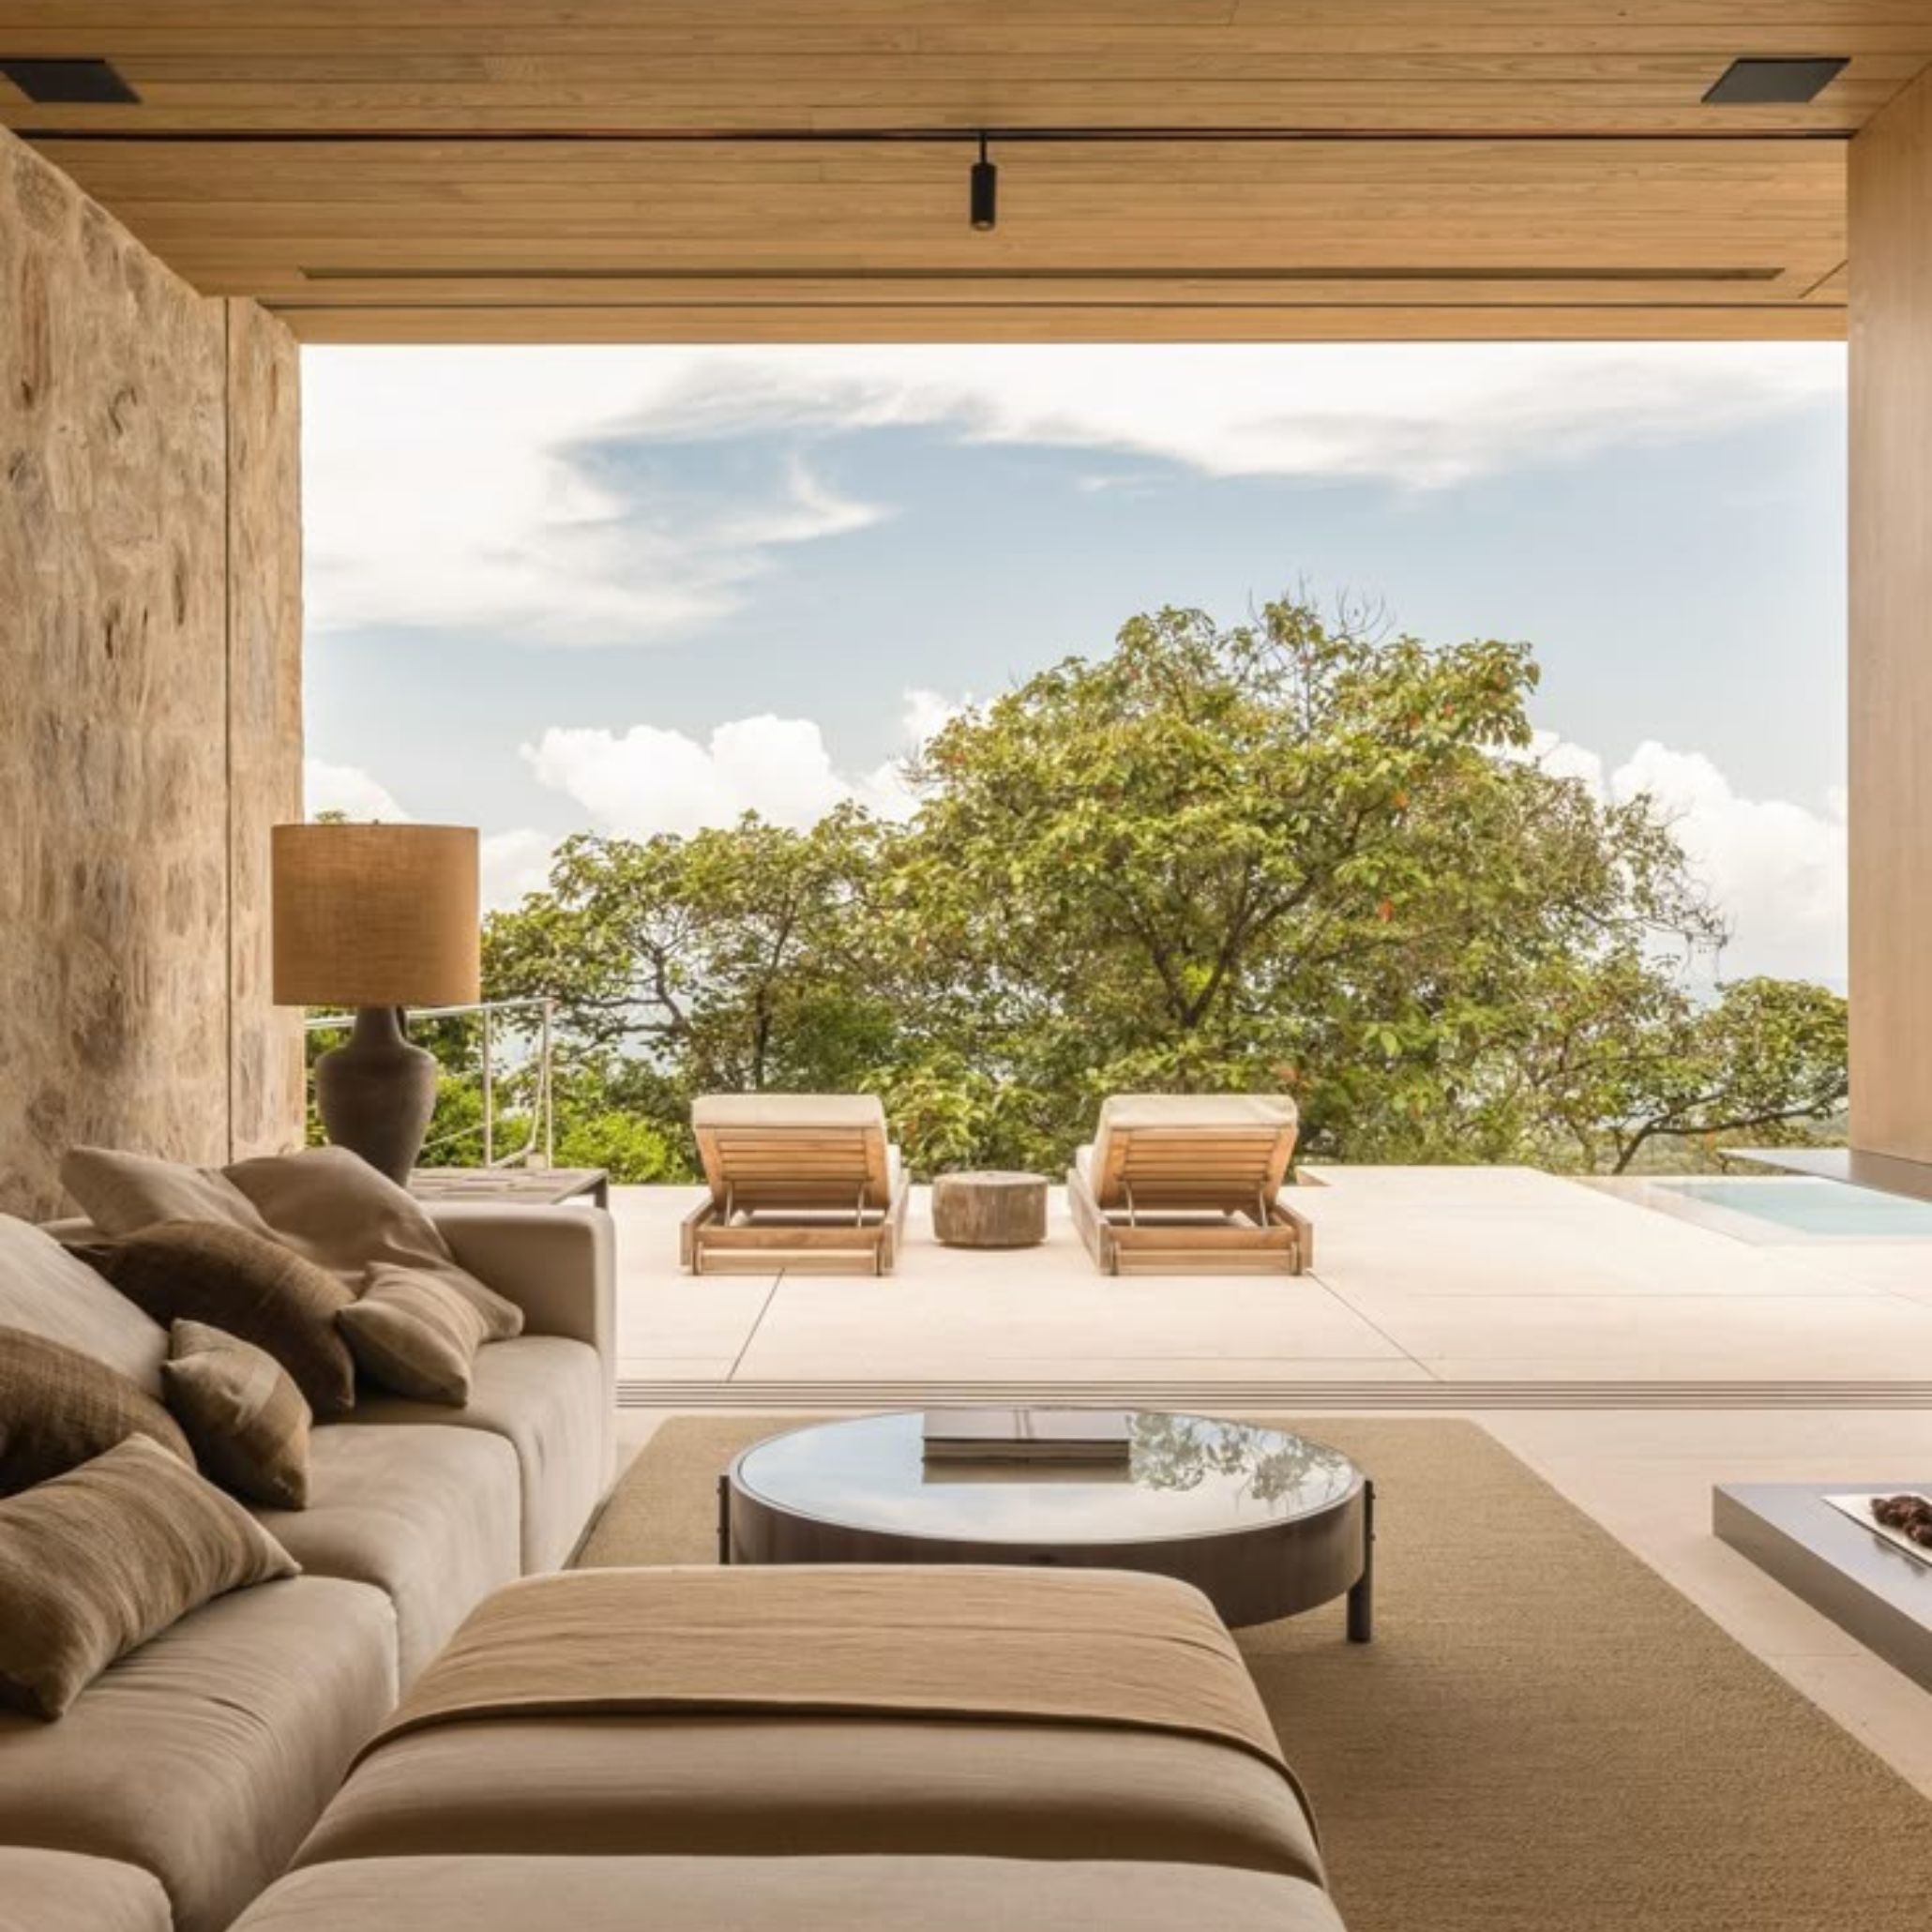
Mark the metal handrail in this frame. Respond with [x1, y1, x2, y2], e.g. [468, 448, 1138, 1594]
[303, 997, 555, 1170]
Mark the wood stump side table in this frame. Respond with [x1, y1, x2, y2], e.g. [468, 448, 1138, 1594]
[932, 1170, 1049, 1248]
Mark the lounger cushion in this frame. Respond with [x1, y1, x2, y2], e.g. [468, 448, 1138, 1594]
[0, 1848, 174, 1932]
[255, 1424, 521, 1683]
[0, 1575, 395, 1932]
[238, 1856, 1348, 1932]
[691, 1094, 887, 1133]
[339, 1336, 604, 1572]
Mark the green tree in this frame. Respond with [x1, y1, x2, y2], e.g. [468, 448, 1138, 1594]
[448, 592, 1845, 1180]
[482, 809, 898, 1166]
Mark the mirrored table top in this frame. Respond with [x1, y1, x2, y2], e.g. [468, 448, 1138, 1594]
[732, 1410, 1361, 1546]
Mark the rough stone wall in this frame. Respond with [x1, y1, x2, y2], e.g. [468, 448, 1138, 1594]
[0, 130, 303, 1217]
[226, 299, 306, 1158]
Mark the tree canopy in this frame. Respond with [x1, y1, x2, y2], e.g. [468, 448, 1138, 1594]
[462, 596, 1845, 1181]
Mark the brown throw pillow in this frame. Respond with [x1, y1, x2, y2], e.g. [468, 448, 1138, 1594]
[82, 1222, 357, 1419]
[0, 1435, 297, 1720]
[225, 1147, 524, 1338]
[0, 1215, 169, 1396]
[58, 1146, 276, 1242]
[161, 1321, 312, 1510]
[337, 1264, 491, 1406]
[0, 1327, 193, 1498]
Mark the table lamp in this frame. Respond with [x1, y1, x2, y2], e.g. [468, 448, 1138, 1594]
[272, 823, 481, 1181]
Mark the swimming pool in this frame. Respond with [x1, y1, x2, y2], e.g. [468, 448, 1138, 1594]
[1626, 1175, 1932, 1244]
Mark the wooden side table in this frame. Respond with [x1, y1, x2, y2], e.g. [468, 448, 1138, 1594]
[409, 1166, 610, 1210]
[932, 1170, 1049, 1248]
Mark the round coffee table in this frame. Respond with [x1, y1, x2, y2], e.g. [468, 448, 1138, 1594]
[719, 1410, 1373, 1636]
[932, 1170, 1049, 1248]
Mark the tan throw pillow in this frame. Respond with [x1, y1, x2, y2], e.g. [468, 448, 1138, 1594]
[161, 1321, 312, 1511]
[337, 1265, 491, 1406]
[82, 1223, 357, 1419]
[58, 1147, 275, 1242]
[0, 1215, 168, 1395]
[0, 1327, 193, 1498]
[0, 1435, 297, 1720]
[224, 1147, 524, 1339]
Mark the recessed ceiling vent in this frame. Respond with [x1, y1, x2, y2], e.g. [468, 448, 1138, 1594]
[0, 57, 141, 104]
[1703, 56, 1848, 105]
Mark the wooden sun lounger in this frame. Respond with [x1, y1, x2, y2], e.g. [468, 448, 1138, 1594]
[1066, 1094, 1312, 1275]
[681, 1094, 911, 1275]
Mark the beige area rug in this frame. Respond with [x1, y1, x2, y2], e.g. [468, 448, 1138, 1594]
[580, 1416, 1932, 1930]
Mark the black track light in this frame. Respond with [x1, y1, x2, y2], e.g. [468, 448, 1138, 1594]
[969, 132, 997, 232]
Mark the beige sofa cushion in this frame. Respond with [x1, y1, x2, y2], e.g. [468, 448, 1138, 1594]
[85, 1222, 357, 1419]
[0, 1436, 298, 1720]
[296, 1715, 1324, 1879]
[0, 1574, 396, 1932]
[259, 1424, 521, 1684]
[0, 1327, 192, 1497]
[0, 1848, 174, 1932]
[59, 1146, 275, 1241]
[164, 1321, 313, 1510]
[342, 1336, 605, 1572]
[238, 1856, 1347, 1932]
[0, 1215, 167, 1394]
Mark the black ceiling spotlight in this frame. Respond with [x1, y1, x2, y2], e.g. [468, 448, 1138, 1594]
[1702, 56, 1849, 105]
[0, 57, 140, 104]
[969, 131, 997, 232]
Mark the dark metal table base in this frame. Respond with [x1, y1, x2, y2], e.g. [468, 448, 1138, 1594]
[719, 1472, 1375, 1640]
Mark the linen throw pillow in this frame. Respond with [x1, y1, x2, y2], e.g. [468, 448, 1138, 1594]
[161, 1321, 312, 1510]
[0, 1215, 168, 1395]
[0, 1328, 193, 1498]
[221, 1148, 525, 1338]
[83, 1222, 358, 1418]
[0, 1435, 297, 1720]
[58, 1146, 276, 1242]
[338, 1264, 492, 1406]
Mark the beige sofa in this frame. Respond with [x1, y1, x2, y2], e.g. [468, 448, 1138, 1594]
[0, 1203, 615, 1932]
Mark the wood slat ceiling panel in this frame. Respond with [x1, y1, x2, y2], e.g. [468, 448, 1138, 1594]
[279, 303, 1851, 344]
[5, 3, 1905, 341]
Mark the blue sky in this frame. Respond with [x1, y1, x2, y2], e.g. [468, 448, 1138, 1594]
[302, 342, 1848, 985]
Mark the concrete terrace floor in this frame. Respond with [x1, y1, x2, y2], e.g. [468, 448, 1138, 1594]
[612, 1164, 1932, 1395]
[608, 1165, 1932, 1800]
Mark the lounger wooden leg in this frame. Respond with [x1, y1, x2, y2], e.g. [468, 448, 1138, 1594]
[1067, 1164, 1118, 1274]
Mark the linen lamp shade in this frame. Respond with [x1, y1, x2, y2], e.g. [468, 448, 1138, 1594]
[272, 823, 480, 1009]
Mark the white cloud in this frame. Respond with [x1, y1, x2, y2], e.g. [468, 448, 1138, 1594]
[480, 829, 559, 912]
[304, 341, 1841, 644]
[633, 341, 1843, 491]
[1532, 733, 1847, 986]
[522, 691, 960, 838]
[304, 757, 409, 822]
[302, 348, 886, 647]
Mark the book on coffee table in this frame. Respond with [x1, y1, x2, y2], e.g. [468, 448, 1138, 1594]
[921, 1408, 1133, 1465]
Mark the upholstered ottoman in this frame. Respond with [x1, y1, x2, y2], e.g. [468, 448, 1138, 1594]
[235, 1565, 1348, 1929]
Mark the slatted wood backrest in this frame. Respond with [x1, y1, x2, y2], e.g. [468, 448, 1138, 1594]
[695, 1106, 892, 1215]
[1090, 1103, 1298, 1214]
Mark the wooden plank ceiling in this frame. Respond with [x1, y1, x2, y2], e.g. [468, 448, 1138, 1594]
[2, 3, 1924, 344]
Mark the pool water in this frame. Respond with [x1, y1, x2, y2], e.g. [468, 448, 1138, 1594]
[1652, 1176, 1932, 1241]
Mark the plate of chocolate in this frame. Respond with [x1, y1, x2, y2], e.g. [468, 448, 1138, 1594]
[1824, 1490, 1932, 1565]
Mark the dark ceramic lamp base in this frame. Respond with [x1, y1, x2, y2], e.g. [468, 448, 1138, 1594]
[314, 1005, 438, 1184]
